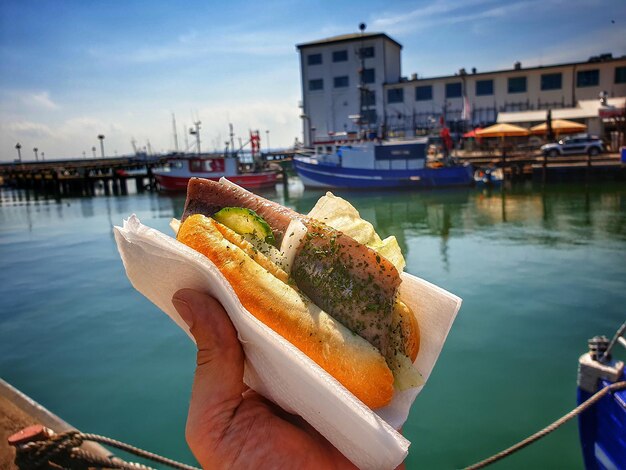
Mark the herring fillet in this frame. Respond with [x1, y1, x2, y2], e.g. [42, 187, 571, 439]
[181, 177, 401, 360]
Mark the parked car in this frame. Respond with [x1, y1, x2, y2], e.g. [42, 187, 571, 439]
[541, 134, 603, 157]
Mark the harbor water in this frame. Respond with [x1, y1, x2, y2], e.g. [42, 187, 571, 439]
[1, 180, 625, 469]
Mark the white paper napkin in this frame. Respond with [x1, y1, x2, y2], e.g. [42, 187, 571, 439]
[114, 215, 461, 470]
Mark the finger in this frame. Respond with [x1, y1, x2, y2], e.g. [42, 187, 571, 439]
[172, 289, 246, 441]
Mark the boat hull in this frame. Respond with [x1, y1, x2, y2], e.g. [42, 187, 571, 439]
[154, 171, 278, 191]
[577, 370, 626, 470]
[293, 158, 473, 189]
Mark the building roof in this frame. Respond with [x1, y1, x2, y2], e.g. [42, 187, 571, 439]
[399, 55, 626, 84]
[497, 97, 626, 124]
[296, 32, 402, 50]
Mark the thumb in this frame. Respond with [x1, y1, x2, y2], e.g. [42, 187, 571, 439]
[172, 289, 246, 449]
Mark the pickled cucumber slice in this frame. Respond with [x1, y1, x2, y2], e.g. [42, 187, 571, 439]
[213, 207, 275, 245]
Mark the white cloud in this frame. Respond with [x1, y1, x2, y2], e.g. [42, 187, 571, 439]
[87, 27, 301, 65]
[26, 91, 58, 109]
[371, 0, 504, 34]
[0, 96, 303, 160]
[515, 27, 626, 68]
[3, 120, 54, 138]
[370, 0, 569, 35]
[0, 90, 59, 111]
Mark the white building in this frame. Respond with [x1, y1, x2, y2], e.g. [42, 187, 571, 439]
[297, 32, 626, 145]
[297, 32, 402, 146]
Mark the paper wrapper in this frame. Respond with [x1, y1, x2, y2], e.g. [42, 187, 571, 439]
[114, 215, 461, 470]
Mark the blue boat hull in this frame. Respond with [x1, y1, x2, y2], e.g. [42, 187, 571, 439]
[578, 369, 626, 469]
[293, 158, 474, 189]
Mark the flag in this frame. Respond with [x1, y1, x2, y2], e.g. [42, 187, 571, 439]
[461, 95, 471, 122]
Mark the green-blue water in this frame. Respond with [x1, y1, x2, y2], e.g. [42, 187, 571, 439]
[1, 180, 625, 469]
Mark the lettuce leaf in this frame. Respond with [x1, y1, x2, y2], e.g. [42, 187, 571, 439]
[307, 192, 406, 272]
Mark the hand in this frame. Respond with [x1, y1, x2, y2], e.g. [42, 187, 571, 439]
[172, 289, 358, 469]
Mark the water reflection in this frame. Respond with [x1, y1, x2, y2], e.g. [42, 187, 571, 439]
[2, 182, 625, 252]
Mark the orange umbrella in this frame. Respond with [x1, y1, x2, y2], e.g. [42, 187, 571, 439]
[463, 127, 483, 138]
[476, 123, 530, 138]
[530, 119, 587, 136]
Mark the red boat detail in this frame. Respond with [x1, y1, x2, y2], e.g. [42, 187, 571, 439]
[153, 155, 278, 191]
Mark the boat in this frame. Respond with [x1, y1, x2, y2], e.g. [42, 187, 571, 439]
[153, 154, 278, 191]
[577, 324, 626, 469]
[293, 138, 473, 189]
[474, 166, 504, 186]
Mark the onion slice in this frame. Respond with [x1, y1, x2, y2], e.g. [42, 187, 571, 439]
[280, 219, 308, 274]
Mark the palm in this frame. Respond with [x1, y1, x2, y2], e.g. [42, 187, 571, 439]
[187, 389, 356, 469]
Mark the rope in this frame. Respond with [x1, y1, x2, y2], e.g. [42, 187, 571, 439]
[79, 433, 200, 470]
[13, 429, 200, 470]
[464, 380, 626, 469]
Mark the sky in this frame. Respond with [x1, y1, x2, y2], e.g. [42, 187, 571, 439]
[1, 0, 624, 161]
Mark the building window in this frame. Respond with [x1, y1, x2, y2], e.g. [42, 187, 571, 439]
[361, 109, 378, 124]
[308, 79, 323, 91]
[362, 90, 376, 106]
[615, 66, 626, 84]
[362, 68, 375, 84]
[508, 76, 527, 93]
[415, 85, 432, 101]
[307, 53, 322, 66]
[541, 73, 562, 90]
[334, 76, 349, 88]
[446, 82, 462, 98]
[360, 46, 375, 58]
[387, 88, 404, 103]
[577, 69, 599, 87]
[332, 50, 348, 62]
[475, 79, 493, 96]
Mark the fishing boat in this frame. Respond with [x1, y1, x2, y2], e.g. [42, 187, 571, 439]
[153, 154, 278, 191]
[293, 139, 473, 189]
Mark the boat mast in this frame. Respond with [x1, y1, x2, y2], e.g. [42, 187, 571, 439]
[229, 123, 235, 157]
[190, 121, 201, 155]
[172, 113, 179, 153]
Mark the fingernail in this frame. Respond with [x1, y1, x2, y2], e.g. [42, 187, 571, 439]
[172, 297, 194, 329]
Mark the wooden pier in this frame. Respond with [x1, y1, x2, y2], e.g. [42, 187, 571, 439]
[0, 155, 168, 197]
[456, 151, 625, 183]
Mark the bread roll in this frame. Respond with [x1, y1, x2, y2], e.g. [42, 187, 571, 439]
[178, 214, 395, 409]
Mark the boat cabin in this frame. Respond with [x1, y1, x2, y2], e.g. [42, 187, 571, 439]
[338, 139, 428, 170]
[165, 156, 237, 177]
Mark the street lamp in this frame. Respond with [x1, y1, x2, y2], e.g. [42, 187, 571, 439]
[92, 146, 96, 158]
[15, 143, 22, 162]
[98, 134, 105, 158]
[33, 147, 39, 162]
[41, 151, 45, 161]
[265, 130, 270, 153]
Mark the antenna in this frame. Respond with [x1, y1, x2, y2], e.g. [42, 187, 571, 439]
[229, 123, 235, 157]
[189, 120, 202, 155]
[183, 123, 189, 152]
[357, 22, 368, 136]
